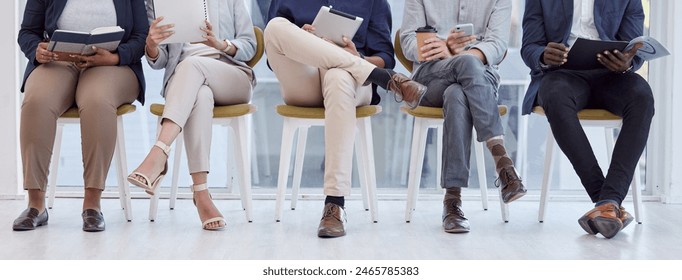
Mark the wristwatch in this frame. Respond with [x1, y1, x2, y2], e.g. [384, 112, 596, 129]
[222, 40, 233, 53]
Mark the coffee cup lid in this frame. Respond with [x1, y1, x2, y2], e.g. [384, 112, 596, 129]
[416, 25, 437, 32]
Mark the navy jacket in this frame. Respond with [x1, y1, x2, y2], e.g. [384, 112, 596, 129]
[268, 0, 395, 105]
[18, 0, 149, 104]
[520, 0, 645, 115]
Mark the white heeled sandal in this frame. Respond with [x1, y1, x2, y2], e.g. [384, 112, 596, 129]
[127, 141, 170, 196]
[192, 183, 226, 230]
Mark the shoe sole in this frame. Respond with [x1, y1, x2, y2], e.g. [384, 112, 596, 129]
[83, 227, 105, 232]
[503, 190, 527, 204]
[577, 216, 599, 235]
[318, 231, 346, 238]
[12, 221, 47, 231]
[622, 217, 634, 230]
[444, 228, 470, 234]
[592, 217, 623, 239]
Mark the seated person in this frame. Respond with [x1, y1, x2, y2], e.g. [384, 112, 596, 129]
[400, 0, 526, 233]
[266, 0, 426, 238]
[521, 0, 653, 239]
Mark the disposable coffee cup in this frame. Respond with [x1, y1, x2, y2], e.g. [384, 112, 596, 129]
[416, 25, 437, 62]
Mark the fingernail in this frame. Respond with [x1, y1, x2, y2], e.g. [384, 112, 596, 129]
[603, 51, 608, 54]
[597, 54, 601, 58]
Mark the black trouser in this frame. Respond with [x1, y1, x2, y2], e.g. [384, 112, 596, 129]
[537, 69, 654, 205]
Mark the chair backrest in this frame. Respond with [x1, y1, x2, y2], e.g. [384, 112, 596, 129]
[246, 26, 264, 68]
[394, 29, 414, 73]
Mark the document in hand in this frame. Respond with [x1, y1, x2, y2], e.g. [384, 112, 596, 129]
[311, 6, 363, 46]
[151, 0, 212, 44]
[47, 26, 124, 62]
[563, 36, 670, 70]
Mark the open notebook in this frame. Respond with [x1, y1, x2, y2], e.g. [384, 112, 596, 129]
[151, 0, 215, 44]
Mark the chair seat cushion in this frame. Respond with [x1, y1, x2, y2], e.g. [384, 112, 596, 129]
[60, 104, 136, 118]
[276, 104, 382, 119]
[401, 105, 508, 119]
[150, 103, 256, 118]
[532, 106, 621, 120]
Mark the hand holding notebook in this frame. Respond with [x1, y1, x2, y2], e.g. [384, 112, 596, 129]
[562, 36, 670, 70]
[150, 0, 213, 44]
[47, 26, 124, 62]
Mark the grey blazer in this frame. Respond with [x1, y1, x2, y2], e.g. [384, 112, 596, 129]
[145, 0, 257, 97]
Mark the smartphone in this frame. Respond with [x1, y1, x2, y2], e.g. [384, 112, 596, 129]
[455, 23, 474, 37]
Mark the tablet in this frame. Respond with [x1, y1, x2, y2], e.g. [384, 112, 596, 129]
[311, 6, 363, 46]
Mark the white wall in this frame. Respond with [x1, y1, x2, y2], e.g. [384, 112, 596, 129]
[649, 0, 682, 203]
[0, 0, 22, 198]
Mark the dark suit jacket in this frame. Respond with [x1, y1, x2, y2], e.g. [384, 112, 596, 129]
[18, 0, 149, 104]
[520, 0, 645, 115]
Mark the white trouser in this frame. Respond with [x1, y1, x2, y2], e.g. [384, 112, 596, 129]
[265, 17, 374, 196]
[162, 55, 252, 173]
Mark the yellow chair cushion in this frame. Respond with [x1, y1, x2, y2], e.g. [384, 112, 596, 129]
[60, 104, 136, 118]
[276, 105, 382, 119]
[532, 106, 621, 120]
[150, 103, 256, 118]
[401, 105, 508, 119]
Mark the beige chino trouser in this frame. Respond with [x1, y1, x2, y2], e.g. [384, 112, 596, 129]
[162, 55, 252, 174]
[264, 17, 376, 197]
[21, 62, 138, 191]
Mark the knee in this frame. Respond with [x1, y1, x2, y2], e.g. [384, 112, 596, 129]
[264, 17, 290, 42]
[537, 75, 574, 112]
[456, 54, 484, 70]
[630, 86, 655, 118]
[75, 90, 116, 112]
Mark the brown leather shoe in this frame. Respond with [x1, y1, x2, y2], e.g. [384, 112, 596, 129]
[619, 206, 634, 229]
[386, 73, 427, 109]
[317, 203, 346, 238]
[442, 198, 470, 233]
[13, 208, 48, 231]
[496, 166, 527, 204]
[578, 203, 623, 239]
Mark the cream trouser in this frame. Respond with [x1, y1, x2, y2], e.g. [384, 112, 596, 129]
[162, 55, 252, 173]
[21, 62, 138, 191]
[264, 17, 376, 197]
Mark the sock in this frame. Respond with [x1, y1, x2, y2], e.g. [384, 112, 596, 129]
[325, 196, 345, 207]
[595, 199, 619, 207]
[486, 136, 514, 175]
[444, 187, 462, 202]
[366, 68, 395, 90]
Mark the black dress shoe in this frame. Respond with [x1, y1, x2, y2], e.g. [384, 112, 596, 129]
[82, 209, 105, 232]
[13, 208, 48, 231]
[442, 198, 470, 233]
[496, 166, 527, 204]
[317, 203, 347, 238]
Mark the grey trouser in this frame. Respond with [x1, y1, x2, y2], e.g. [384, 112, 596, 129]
[21, 62, 138, 191]
[412, 54, 503, 189]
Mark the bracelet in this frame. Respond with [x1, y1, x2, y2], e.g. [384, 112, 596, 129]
[222, 40, 233, 53]
[621, 65, 634, 74]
